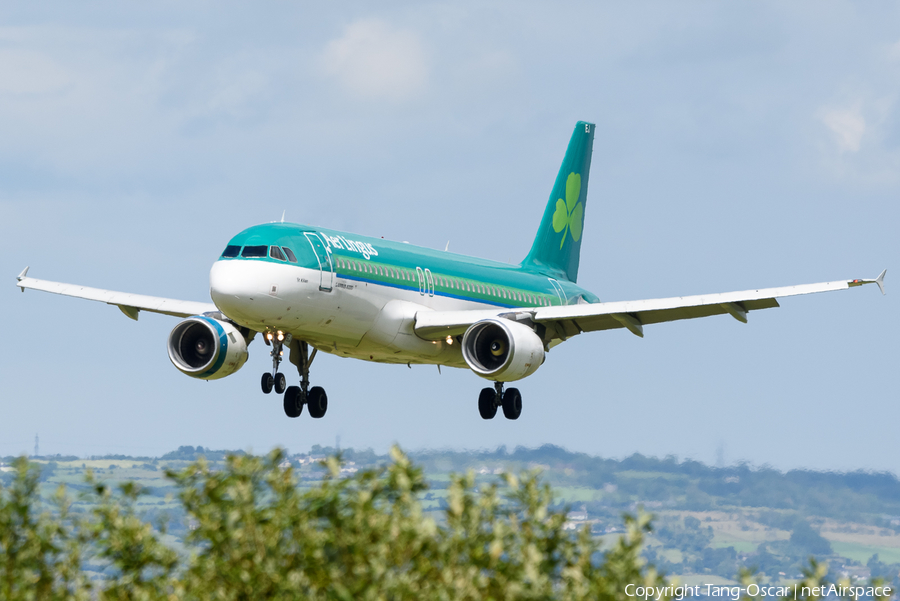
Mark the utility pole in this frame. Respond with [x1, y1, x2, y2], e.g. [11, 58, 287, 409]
[34, 434, 39, 458]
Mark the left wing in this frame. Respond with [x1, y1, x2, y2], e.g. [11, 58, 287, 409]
[15, 267, 217, 320]
[414, 271, 886, 341]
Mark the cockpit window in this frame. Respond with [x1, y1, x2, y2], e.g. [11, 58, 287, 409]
[221, 245, 241, 258]
[241, 245, 268, 258]
[270, 246, 286, 261]
[282, 247, 297, 263]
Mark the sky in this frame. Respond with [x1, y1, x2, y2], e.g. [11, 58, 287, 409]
[1, 2, 897, 473]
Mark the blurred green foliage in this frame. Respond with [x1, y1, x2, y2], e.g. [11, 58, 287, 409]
[2, 448, 671, 600]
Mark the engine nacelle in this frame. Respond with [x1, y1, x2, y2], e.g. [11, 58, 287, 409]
[167, 316, 249, 380]
[461, 318, 545, 382]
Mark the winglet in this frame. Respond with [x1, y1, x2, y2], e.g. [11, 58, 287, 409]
[875, 269, 886, 295]
[17, 266, 29, 292]
[848, 270, 887, 295]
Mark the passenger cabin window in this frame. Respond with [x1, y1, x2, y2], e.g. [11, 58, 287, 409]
[241, 245, 268, 258]
[221, 245, 241, 258]
[270, 246, 286, 261]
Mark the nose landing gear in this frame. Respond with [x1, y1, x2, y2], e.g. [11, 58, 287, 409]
[478, 382, 521, 420]
[261, 330, 290, 394]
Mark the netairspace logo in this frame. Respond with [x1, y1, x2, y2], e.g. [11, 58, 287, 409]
[625, 583, 892, 600]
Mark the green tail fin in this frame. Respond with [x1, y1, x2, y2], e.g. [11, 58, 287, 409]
[521, 121, 595, 282]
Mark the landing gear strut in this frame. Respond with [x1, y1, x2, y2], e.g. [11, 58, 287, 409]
[283, 341, 328, 419]
[478, 382, 522, 420]
[261, 330, 290, 395]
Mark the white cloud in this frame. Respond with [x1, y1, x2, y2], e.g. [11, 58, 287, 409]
[319, 19, 428, 102]
[819, 104, 866, 152]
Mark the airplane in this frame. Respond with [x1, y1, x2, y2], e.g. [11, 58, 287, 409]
[15, 121, 886, 421]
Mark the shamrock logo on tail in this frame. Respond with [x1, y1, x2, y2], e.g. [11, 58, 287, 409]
[551, 172, 583, 249]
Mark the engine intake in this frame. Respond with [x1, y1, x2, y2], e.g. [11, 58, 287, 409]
[167, 316, 249, 380]
[461, 318, 544, 382]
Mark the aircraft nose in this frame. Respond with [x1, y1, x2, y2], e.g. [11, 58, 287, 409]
[209, 260, 254, 317]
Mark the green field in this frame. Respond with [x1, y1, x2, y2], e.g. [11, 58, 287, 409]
[830, 541, 900, 564]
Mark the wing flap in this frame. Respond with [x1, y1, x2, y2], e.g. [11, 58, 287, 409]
[16, 272, 217, 319]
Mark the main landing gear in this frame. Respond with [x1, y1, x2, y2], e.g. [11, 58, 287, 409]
[260, 330, 327, 420]
[283, 339, 327, 420]
[478, 382, 522, 420]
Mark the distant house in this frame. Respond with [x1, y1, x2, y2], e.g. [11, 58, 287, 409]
[840, 566, 871, 581]
[567, 511, 588, 522]
[295, 455, 326, 465]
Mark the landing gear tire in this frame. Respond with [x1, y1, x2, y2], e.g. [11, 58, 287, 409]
[274, 373, 286, 394]
[283, 386, 303, 418]
[478, 388, 498, 420]
[261, 373, 274, 394]
[502, 387, 522, 420]
[307, 386, 328, 419]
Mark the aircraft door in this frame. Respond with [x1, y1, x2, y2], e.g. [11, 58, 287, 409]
[548, 278, 567, 306]
[416, 267, 425, 296]
[304, 232, 334, 292]
[424, 268, 435, 297]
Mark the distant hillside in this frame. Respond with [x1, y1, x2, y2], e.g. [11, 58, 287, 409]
[6, 443, 900, 584]
[408, 444, 900, 526]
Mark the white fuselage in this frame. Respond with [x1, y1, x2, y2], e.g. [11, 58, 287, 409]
[209, 260, 488, 367]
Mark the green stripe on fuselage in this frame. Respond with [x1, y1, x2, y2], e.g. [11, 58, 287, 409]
[219, 223, 599, 307]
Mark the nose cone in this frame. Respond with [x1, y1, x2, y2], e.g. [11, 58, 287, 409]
[210, 259, 297, 328]
[209, 260, 255, 320]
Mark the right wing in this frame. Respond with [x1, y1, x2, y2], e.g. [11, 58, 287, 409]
[15, 267, 217, 321]
[414, 271, 886, 341]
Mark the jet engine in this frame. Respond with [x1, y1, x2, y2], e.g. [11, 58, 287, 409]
[167, 315, 249, 380]
[461, 318, 545, 382]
